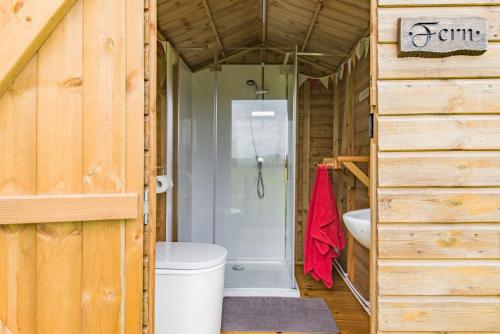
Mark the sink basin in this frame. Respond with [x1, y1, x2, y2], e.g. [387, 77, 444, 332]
[343, 209, 371, 249]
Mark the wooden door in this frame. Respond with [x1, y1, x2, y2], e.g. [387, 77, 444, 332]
[0, 0, 148, 333]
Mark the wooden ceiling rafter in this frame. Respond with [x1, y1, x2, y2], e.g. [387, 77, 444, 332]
[200, 0, 226, 57]
[260, 0, 268, 62]
[157, 0, 370, 72]
[299, 56, 336, 74]
[192, 43, 264, 72]
[300, 0, 323, 52]
[157, 30, 194, 72]
[261, 0, 268, 45]
[270, 47, 335, 75]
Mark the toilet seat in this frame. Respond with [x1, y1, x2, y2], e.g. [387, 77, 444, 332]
[155, 242, 227, 270]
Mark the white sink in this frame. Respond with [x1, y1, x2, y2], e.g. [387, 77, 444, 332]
[343, 209, 371, 249]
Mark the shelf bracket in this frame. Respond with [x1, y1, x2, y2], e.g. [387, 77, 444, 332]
[321, 156, 370, 189]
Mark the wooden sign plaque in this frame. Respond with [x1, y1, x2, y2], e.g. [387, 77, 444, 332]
[398, 17, 488, 57]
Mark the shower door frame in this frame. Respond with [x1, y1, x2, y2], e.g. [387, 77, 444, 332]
[210, 47, 300, 296]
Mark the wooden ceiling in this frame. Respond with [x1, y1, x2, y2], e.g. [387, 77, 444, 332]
[157, 0, 370, 74]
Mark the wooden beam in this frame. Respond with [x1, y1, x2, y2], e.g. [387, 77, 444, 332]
[0, 0, 77, 97]
[301, 0, 323, 52]
[299, 56, 336, 73]
[0, 193, 138, 225]
[193, 45, 263, 72]
[200, 0, 225, 57]
[343, 162, 370, 188]
[270, 48, 336, 74]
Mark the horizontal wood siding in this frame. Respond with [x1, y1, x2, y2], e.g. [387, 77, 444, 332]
[379, 224, 500, 259]
[379, 0, 500, 5]
[379, 188, 500, 223]
[379, 259, 500, 295]
[379, 151, 500, 186]
[379, 296, 500, 332]
[379, 115, 500, 151]
[378, 79, 500, 115]
[376, 1, 500, 332]
[379, 43, 500, 79]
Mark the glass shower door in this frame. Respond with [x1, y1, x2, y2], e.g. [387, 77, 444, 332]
[214, 64, 294, 291]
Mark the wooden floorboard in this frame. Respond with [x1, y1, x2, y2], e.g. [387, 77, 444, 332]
[222, 265, 370, 334]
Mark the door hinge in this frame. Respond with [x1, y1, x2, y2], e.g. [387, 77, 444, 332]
[369, 113, 374, 139]
[143, 189, 149, 225]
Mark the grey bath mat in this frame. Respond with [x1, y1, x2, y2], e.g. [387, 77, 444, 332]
[222, 297, 339, 333]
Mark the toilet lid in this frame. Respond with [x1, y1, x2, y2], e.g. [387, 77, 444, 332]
[155, 242, 227, 270]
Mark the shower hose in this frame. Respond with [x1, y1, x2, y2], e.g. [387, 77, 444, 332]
[256, 156, 265, 199]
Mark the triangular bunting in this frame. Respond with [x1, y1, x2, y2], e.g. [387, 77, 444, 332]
[364, 37, 370, 58]
[298, 73, 309, 87]
[318, 76, 330, 89]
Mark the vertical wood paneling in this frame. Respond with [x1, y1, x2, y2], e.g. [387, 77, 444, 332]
[125, 0, 145, 332]
[144, 0, 158, 330]
[82, 0, 127, 332]
[35, 2, 83, 333]
[155, 41, 167, 243]
[302, 80, 310, 254]
[0, 0, 145, 332]
[296, 55, 371, 303]
[332, 84, 340, 157]
[0, 55, 37, 334]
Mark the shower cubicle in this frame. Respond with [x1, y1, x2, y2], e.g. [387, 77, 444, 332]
[177, 48, 299, 297]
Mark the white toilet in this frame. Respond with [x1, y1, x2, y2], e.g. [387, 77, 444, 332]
[155, 242, 227, 334]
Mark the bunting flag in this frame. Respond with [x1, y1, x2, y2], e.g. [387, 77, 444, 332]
[364, 37, 370, 58]
[355, 41, 363, 60]
[333, 35, 370, 86]
[298, 73, 309, 87]
[338, 64, 344, 81]
[318, 76, 330, 89]
[298, 74, 331, 89]
[298, 35, 371, 88]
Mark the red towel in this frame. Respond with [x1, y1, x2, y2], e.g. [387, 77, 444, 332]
[304, 165, 345, 288]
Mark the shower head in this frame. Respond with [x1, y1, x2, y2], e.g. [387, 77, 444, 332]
[247, 79, 269, 96]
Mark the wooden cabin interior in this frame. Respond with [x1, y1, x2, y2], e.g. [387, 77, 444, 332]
[2, 0, 500, 333]
[154, 0, 372, 333]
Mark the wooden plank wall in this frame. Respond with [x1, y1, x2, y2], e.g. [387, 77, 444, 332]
[143, 0, 157, 332]
[376, 0, 500, 332]
[0, 0, 145, 333]
[296, 55, 371, 300]
[296, 79, 332, 264]
[156, 40, 167, 242]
